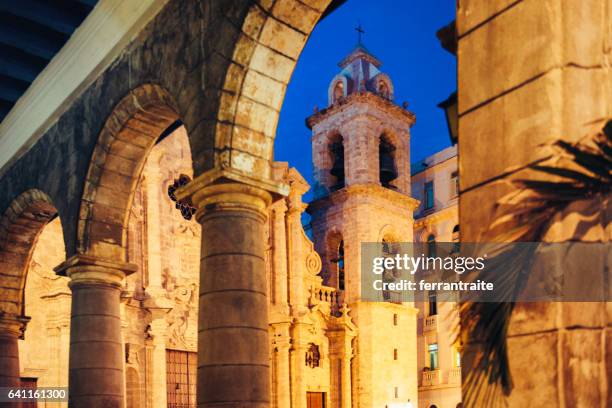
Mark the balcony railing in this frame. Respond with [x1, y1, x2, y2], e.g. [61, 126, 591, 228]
[309, 285, 342, 316]
[449, 367, 461, 384]
[424, 315, 438, 332]
[421, 369, 442, 387]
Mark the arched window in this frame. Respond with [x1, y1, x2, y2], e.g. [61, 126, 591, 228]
[427, 234, 436, 257]
[379, 135, 398, 188]
[333, 81, 344, 103]
[452, 225, 460, 242]
[336, 240, 345, 291]
[378, 80, 390, 99]
[329, 135, 345, 191]
[452, 225, 460, 253]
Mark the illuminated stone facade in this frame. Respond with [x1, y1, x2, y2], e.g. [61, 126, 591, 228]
[15, 43, 462, 408]
[412, 146, 462, 408]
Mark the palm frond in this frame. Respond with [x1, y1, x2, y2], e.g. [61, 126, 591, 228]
[460, 121, 612, 407]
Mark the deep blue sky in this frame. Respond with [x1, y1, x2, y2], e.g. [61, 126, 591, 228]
[274, 0, 456, 198]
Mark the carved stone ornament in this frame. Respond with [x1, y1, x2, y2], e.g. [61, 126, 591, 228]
[168, 174, 196, 220]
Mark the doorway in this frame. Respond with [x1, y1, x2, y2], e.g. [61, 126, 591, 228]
[306, 392, 326, 408]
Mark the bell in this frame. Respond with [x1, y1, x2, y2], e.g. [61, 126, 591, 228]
[329, 141, 345, 188]
[379, 140, 398, 187]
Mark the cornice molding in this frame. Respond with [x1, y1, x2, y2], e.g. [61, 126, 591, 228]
[306, 92, 416, 129]
[414, 204, 458, 229]
[0, 0, 170, 177]
[307, 183, 419, 214]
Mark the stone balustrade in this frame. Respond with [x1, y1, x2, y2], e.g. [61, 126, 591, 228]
[309, 284, 342, 315]
[424, 314, 438, 332]
[421, 369, 442, 387]
[449, 366, 461, 384]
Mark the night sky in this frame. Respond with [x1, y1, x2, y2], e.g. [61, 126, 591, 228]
[274, 0, 456, 201]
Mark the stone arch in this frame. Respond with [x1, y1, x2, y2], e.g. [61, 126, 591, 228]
[371, 73, 394, 100]
[378, 224, 402, 244]
[0, 189, 60, 316]
[213, 0, 334, 179]
[78, 83, 182, 261]
[328, 74, 349, 105]
[125, 366, 141, 408]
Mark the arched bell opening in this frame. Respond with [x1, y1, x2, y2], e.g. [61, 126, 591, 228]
[379, 134, 398, 189]
[329, 134, 345, 191]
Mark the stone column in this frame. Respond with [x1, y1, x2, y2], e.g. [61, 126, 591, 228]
[328, 329, 353, 408]
[55, 255, 136, 408]
[286, 197, 308, 311]
[290, 341, 307, 408]
[270, 200, 288, 308]
[272, 323, 291, 408]
[339, 339, 353, 408]
[0, 314, 29, 392]
[176, 169, 288, 408]
[147, 310, 170, 408]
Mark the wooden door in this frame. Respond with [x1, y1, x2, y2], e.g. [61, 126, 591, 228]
[166, 349, 197, 408]
[306, 392, 326, 408]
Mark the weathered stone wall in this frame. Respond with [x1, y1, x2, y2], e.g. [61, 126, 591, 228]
[457, 1, 611, 406]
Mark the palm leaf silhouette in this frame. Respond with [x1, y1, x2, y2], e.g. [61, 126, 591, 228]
[460, 120, 611, 407]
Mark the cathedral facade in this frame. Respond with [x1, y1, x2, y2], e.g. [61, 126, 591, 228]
[17, 45, 460, 408]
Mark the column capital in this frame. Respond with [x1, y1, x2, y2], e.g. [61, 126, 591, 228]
[54, 254, 137, 288]
[176, 167, 289, 221]
[0, 313, 30, 339]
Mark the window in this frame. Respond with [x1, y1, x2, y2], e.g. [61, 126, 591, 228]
[451, 170, 459, 197]
[452, 225, 460, 254]
[393, 313, 398, 326]
[394, 349, 398, 360]
[166, 349, 197, 408]
[455, 348, 461, 367]
[337, 240, 345, 290]
[428, 343, 439, 369]
[424, 181, 434, 209]
[452, 225, 460, 242]
[381, 238, 397, 301]
[394, 386, 399, 398]
[427, 234, 436, 258]
[428, 290, 437, 316]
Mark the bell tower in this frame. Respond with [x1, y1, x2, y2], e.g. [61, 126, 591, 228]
[307, 42, 420, 407]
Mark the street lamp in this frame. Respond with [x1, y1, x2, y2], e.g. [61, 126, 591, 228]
[438, 91, 458, 145]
